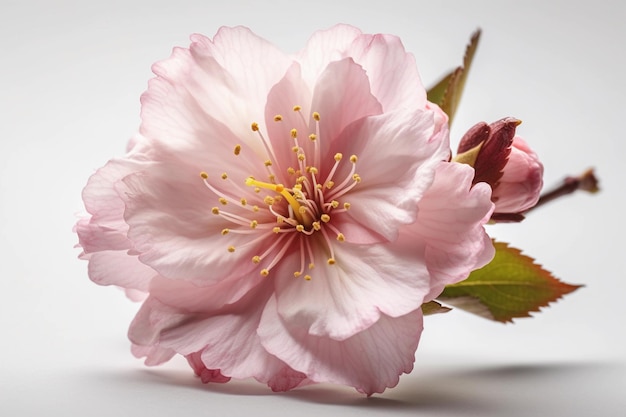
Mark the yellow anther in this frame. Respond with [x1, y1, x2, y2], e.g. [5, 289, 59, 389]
[287, 167, 296, 175]
[293, 183, 303, 191]
[219, 197, 228, 205]
[228, 246, 236, 253]
[309, 133, 317, 141]
[337, 233, 345, 242]
[245, 177, 308, 225]
[312, 221, 321, 231]
[296, 176, 306, 184]
[343, 202, 351, 210]
[250, 220, 258, 229]
[261, 269, 270, 276]
[273, 227, 281, 233]
[304, 275, 312, 281]
[321, 214, 331, 223]
[240, 198, 247, 206]
[298, 206, 307, 215]
[253, 205, 259, 212]
[309, 167, 318, 175]
[296, 224, 305, 232]
[200, 172, 208, 179]
[350, 155, 358, 163]
[312, 112, 320, 121]
[273, 114, 283, 122]
[251, 122, 259, 131]
[221, 173, 228, 180]
[325, 181, 335, 189]
[316, 184, 322, 190]
[309, 263, 315, 269]
[252, 256, 261, 264]
[298, 154, 305, 161]
[334, 153, 343, 161]
[221, 228, 229, 235]
[211, 207, 220, 215]
[331, 200, 339, 208]
[254, 187, 261, 194]
[294, 271, 302, 277]
[293, 105, 302, 112]
[268, 174, 276, 183]
[234, 144, 241, 155]
[352, 174, 361, 183]
[327, 258, 336, 265]
[290, 128, 298, 138]
[264, 160, 272, 167]
[292, 146, 299, 153]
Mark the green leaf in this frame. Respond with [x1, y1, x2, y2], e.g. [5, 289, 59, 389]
[426, 29, 481, 125]
[421, 300, 452, 316]
[437, 241, 582, 323]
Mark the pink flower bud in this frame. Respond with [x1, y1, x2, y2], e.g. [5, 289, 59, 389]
[455, 117, 544, 220]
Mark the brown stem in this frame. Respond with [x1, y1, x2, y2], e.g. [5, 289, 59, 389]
[527, 168, 599, 213]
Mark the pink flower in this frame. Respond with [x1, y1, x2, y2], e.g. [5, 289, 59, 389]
[456, 117, 543, 221]
[76, 25, 494, 395]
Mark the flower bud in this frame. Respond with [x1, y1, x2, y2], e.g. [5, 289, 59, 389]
[454, 117, 544, 220]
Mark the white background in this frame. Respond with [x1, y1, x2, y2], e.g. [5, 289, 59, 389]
[1, 1, 624, 416]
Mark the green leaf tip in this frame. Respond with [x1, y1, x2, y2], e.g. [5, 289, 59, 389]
[427, 29, 481, 125]
[437, 240, 582, 323]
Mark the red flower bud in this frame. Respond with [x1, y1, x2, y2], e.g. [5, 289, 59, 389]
[455, 117, 543, 220]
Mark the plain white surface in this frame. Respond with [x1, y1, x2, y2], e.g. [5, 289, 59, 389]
[1, 0, 625, 415]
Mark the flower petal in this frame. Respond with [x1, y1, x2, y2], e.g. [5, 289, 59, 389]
[273, 240, 431, 341]
[411, 162, 495, 300]
[259, 296, 422, 395]
[329, 107, 449, 242]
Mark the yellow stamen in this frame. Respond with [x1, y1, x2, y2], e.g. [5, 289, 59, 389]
[250, 220, 258, 229]
[251, 122, 259, 131]
[290, 129, 297, 138]
[309, 133, 317, 141]
[211, 207, 220, 215]
[246, 177, 307, 223]
[273, 114, 283, 122]
[321, 214, 331, 223]
[261, 269, 270, 276]
[304, 275, 312, 281]
[221, 173, 228, 180]
[221, 228, 229, 235]
[312, 112, 320, 121]
[200, 172, 208, 179]
[228, 246, 236, 253]
[327, 258, 336, 265]
[252, 256, 261, 264]
[234, 144, 241, 155]
[350, 155, 358, 163]
[219, 197, 228, 205]
[240, 198, 247, 206]
[293, 105, 302, 112]
[336, 233, 345, 242]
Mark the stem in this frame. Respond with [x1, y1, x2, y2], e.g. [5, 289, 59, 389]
[527, 168, 599, 213]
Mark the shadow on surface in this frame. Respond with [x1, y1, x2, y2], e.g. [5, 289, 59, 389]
[83, 360, 621, 415]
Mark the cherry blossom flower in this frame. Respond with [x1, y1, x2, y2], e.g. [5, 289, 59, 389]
[455, 117, 543, 221]
[76, 25, 495, 395]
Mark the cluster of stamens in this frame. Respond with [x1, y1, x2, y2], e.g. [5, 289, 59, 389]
[200, 106, 360, 280]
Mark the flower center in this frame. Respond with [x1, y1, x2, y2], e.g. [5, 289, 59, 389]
[199, 107, 360, 280]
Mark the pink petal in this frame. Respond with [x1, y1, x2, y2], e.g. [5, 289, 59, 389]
[273, 241, 431, 341]
[119, 162, 269, 286]
[411, 162, 495, 299]
[259, 296, 422, 395]
[330, 107, 449, 242]
[309, 58, 383, 159]
[344, 33, 427, 112]
[128, 286, 304, 386]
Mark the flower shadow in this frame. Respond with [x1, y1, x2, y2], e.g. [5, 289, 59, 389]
[92, 360, 616, 414]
